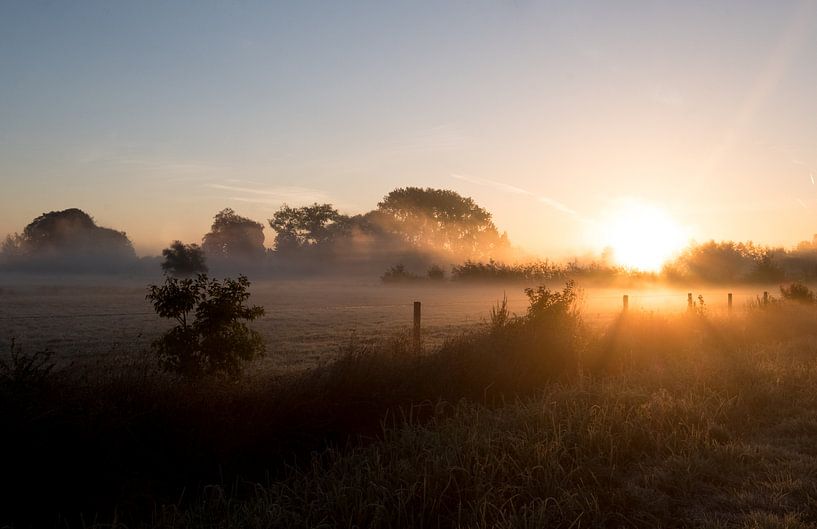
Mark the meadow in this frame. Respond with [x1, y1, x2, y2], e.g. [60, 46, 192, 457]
[3, 276, 817, 527]
[0, 276, 775, 371]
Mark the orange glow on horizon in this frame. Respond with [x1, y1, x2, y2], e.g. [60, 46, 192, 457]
[599, 199, 689, 272]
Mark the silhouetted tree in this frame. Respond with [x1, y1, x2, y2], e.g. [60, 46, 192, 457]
[268, 203, 349, 252]
[0, 208, 135, 271]
[202, 208, 265, 261]
[376, 187, 508, 258]
[146, 274, 265, 376]
[161, 241, 208, 276]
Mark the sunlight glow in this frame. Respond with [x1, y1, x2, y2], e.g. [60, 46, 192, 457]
[601, 200, 688, 271]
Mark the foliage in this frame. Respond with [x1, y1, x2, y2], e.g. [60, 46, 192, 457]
[0, 208, 135, 270]
[201, 208, 266, 261]
[452, 259, 563, 282]
[0, 339, 54, 391]
[489, 293, 511, 330]
[380, 264, 422, 283]
[11, 289, 817, 526]
[161, 240, 208, 276]
[523, 280, 579, 325]
[376, 187, 509, 259]
[268, 203, 348, 252]
[780, 281, 815, 304]
[663, 240, 785, 283]
[146, 274, 265, 376]
[426, 264, 445, 280]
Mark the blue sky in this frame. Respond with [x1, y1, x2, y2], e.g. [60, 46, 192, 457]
[2, 1, 816, 256]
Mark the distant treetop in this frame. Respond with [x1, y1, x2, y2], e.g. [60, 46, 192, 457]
[0, 208, 136, 269]
[202, 208, 266, 261]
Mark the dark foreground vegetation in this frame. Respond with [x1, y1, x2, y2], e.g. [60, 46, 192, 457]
[4, 283, 817, 527]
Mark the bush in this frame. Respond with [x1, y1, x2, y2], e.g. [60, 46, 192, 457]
[427, 264, 446, 281]
[381, 264, 421, 283]
[146, 274, 265, 376]
[779, 281, 815, 304]
[0, 339, 54, 393]
[524, 279, 579, 325]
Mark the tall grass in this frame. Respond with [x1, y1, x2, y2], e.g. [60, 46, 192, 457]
[4, 285, 817, 527]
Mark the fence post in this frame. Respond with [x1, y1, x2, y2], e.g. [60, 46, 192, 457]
[763, 291, 769, 306]
[622, 294, 629, 313]
[413, 301, 422, 353]
[728, 293, 733, 313]
[687, 293, 693, 311]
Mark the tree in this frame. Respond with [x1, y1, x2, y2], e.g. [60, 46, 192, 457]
[146, 274, 265, 376]
[160, 241, 208, 276]
[268, 203, 348, 252]
[376, 187, 509, 258]
[201, 208, 266, 261]
[0, 208, 135, 270]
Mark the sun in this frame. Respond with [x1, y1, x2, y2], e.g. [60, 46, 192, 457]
[600, 200, 688, 271]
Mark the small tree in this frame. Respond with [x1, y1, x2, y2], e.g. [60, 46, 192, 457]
[146, 274, 265, 376]
[161, 240, 208, 276]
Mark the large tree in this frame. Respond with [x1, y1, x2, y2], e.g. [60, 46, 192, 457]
[0, 208, 135, 268]
[202, 208, 266, 261]
[268, 203, 348, 252]
[376, 187, 508, 258]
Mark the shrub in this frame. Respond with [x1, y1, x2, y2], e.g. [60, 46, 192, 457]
[489, 294, 511, 330]
[146, 274, 265, 376]
[523, 279, 579, 325]
[779, 281, 815, 304]
[381, 264, 421, 283]
[0, 339, 54, 392]
[427, 264, 446, 281]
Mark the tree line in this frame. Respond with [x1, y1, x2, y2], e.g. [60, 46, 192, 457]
[4, 188, 817, 284]
[0, 187, 510, 276]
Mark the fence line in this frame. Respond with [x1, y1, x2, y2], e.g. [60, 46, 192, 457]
[0, 291, 774, 321]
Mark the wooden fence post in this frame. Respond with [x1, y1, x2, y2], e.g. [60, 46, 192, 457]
[622, 294, 629, 313]
[413, 301, 421, 353]
[728, 293, 733, 313]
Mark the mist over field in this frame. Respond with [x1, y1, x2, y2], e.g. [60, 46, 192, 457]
[5, 1, 817, 527]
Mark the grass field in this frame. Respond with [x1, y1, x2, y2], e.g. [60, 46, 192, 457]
[0, 275, 779, 371]
[3, 278, 817, 527]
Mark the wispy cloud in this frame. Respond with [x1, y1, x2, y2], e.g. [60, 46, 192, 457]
[451, 173, 581, 218]
[205, 183, 331, 204]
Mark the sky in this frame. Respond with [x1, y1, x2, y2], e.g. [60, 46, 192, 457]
[2, 1, 817, 257]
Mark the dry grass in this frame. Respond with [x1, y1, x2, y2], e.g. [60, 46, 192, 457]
[4, 287, 817, 527]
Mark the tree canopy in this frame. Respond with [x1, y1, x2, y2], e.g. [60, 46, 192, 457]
[202, 208, 266, 261]
[161, 241, 208, 277]
[268, 203, 348, 252]
[375, 187, 508, 258]
[0, 208, 135, 269]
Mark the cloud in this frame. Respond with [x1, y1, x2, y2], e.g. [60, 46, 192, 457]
[204, 183, 331, 204]
[450, 173, 581, 218]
